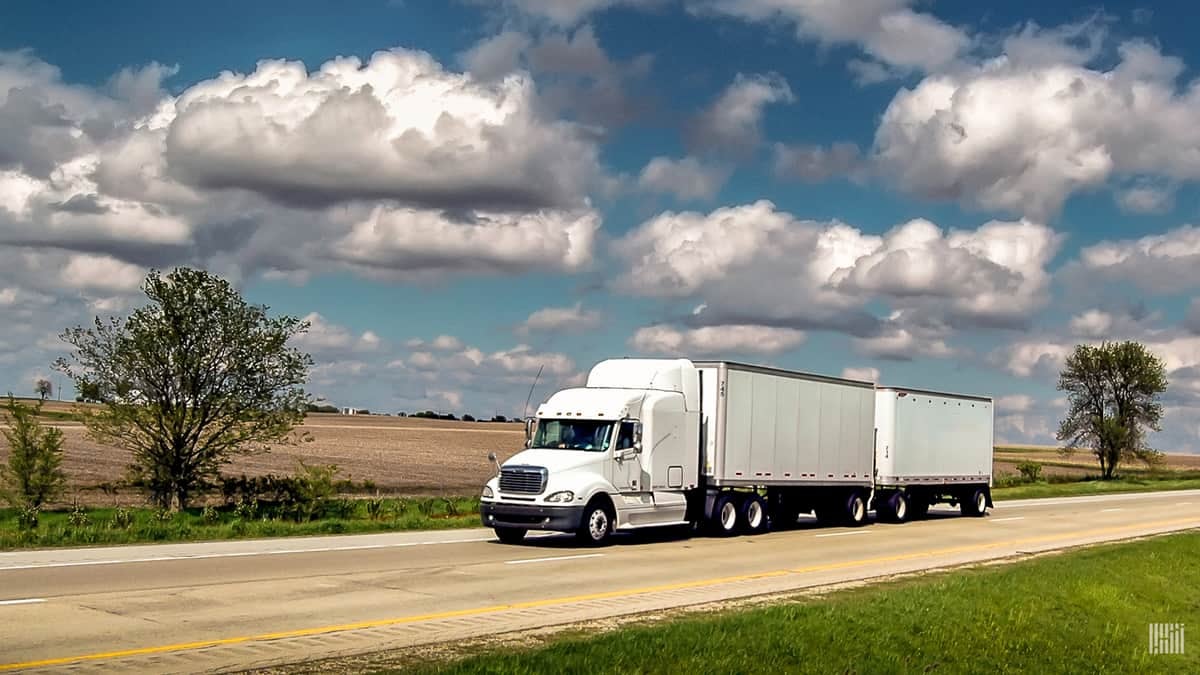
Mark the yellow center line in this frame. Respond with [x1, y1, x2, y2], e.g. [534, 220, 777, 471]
[2, 516, 1196, 671]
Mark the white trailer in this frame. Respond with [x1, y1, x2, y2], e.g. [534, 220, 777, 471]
[871, 387, 994, 522]
[695, 361, 877, 531]
[480, 358, 993, 545]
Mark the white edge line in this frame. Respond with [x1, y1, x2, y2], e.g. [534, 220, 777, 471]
[1176, 502, 1192, 506]
[1101, 508, 1125, 512]
[990, 516, 1026, 522]
[0, 598, 45, 606]
[814, 530, 870, 538]
[505, 553, 605, 565]
[0, 535, 502, 571]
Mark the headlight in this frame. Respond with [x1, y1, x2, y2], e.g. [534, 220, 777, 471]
[482, 485, 494, 499]
[545, 490, 574, 503]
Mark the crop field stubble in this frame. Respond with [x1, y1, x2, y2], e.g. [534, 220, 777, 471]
[4, 402, 1199, 507]
[0, 401, 525, 506]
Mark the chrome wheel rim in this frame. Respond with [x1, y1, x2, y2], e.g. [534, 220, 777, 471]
[975, 493, 986, 513]
[720, 501, 737, 530]
[747, 500, 764, 529]
[588, 509, 608, 540]
[851, 497, 864, 522]
[895, 496, 907, 520]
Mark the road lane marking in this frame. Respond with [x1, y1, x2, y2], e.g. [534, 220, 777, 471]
[1177, 502, 1192, 506]
[814, 531, 870, 538]
[990, 517, 1026, 522]
[1101, 508, 1124, 512]
[506, 553, 605, 565]
[0, 533, 551, 571]
[2, 515, 1196, 672]
[0, 598, 44, 606]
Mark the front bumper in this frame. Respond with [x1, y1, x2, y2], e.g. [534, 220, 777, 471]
[480, 501, 585, 532]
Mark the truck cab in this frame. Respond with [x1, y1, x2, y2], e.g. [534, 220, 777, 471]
[480, 358, 701, 544]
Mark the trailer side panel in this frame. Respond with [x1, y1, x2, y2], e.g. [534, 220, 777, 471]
[875, 389, 993, 486]
[701, 361, 874, 487]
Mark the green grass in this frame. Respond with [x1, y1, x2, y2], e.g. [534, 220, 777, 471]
[0, 496, 481, 549]
[3, 474, 1197, 550]
[409, 531, 1199, 674]
[993, 476, 1200, 500]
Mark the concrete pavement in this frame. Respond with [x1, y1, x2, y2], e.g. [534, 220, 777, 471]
[0, 489, 1197, 673]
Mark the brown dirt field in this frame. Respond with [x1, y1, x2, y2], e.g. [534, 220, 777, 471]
[2, 412, 526, 507]
[3, 409, 1198, 507]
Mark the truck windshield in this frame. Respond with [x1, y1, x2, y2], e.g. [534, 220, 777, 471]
[533, 419, 614, 452]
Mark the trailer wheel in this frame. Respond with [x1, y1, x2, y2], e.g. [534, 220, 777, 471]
[710, 493, 741, 536]
[739, 493, 769, 534]
[577, 499, 615, 545]
[495, 527, 526, 544]
[845, 491, 867, 526]
[887, 492, 909, 524]
[960, 488, 988, 517]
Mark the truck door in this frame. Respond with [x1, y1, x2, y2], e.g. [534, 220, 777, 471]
[610, 420, 642, 493]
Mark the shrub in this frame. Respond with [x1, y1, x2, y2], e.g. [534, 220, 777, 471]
[67, 501, 90, 528]
[0, 396, 67, 509]
[293, 461, 338, 521]
[462, 414, 476, 422]
[1016, 461, 1043, 483]
[233, 498, 258, 520]
[993, 472, 1024, 488]
[16, 504, 39, 530]
[152, 508, 173, 523]
[365, 497, 386, 520]
[110, 506, 134, 529]
[201, 505, 220, 525]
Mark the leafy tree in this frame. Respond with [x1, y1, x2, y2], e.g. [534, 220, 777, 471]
[55, 267, 313, 510]
[1056, 341, 1167, 479]
[1, 396, 66, 508]
[35, 378, 52, 401]
[76, 380, 103, 403]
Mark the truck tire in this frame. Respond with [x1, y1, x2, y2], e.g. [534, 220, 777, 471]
[844, 491, 867, 526]
[887, 492, 909, 524]
[710, 492, 741, 536]
[739, 493, 769, 534]
[960, 488, 988, 517]
[577, 500, 615, 545]
[495, 527, 526, 544]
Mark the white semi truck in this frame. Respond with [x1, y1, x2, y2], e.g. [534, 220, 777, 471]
[480, 358, 993, 545]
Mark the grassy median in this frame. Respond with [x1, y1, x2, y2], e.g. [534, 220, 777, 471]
[992, 475, 1200, 500]
[408, 531, 1199, 674]
[0, 496, 481, 549]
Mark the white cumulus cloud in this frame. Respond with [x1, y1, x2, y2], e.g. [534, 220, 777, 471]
[630, 324, 806, 356]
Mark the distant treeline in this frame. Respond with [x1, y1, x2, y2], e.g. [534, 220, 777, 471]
[302, 403, 515, 423]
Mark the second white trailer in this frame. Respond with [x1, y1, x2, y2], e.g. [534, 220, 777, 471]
[872, 387, 994, 522]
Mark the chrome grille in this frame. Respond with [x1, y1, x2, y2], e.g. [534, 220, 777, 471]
[499, 466, 547, 495]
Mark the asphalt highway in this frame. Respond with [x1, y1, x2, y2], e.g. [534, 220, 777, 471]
[1, 489, 1197, 673]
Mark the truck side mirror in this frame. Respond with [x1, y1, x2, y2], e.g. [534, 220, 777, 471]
[632, 421, 643, 453]
[523, 416, 536, 448]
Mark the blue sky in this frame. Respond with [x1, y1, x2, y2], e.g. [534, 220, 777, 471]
[2, 0, 1200, 450]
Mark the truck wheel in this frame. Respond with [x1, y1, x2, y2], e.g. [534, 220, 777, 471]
[845, 491, 867, 526]
[739, 493, 769, 534]
[960, 488, 988, 517]
[888, 492, 909, 524]
[710, 493, 740, 536]
[495, 527, 526, 544]
[577, 500, 615, 545]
